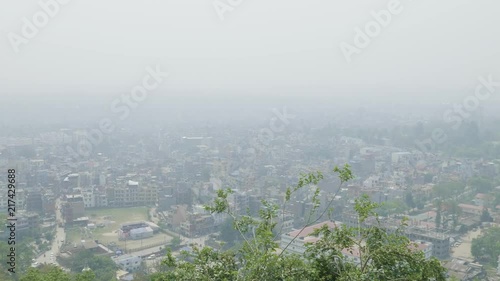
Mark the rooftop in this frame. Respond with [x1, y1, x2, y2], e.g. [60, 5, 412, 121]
[286, 221, 339, 238]
[112, 254, 141, 262]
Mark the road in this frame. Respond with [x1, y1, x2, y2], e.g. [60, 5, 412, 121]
[36, 197, 66, 268]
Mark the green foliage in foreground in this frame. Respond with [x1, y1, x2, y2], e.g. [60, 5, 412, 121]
[62, 250, 117, 281]
[15, 250, 116, 281]
[20, 266, 95, 281]
[149, 165, 446, 281]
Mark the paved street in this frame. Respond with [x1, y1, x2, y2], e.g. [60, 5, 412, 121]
[36, 197, 66, 268]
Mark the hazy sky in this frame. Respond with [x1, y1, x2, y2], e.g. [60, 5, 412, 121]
[1, 0, 499, 103]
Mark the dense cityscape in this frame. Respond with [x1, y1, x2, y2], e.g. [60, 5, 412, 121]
[1, 100, 500, 280]
[2, 1, 500, 280]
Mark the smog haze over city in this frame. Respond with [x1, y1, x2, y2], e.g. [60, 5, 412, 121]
[1, 1, 500, 280]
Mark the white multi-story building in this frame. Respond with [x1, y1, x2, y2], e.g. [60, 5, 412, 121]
[112, 254, 142, 272]
[108, 181, 157, 207]
[82, 189, 96, 208]
[228, 189, 249, 215]
[410, 240, 433, 260]
[81, 187, 108, 208]
[192, 204, 228, 226]
[363, 176, 380, 189]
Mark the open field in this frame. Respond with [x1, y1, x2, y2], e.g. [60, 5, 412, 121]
[65, 207, 172, 251]
[451, 228, 482, 259]
[87, 207, 149, 225]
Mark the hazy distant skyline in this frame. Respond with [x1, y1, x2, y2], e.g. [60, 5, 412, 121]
[1, 0, 500, 104]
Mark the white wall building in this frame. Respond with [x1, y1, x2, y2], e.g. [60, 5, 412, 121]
[410, 240, 433, 260]
[112, 254, 142, 272]
[363, 176, 380, 189]
[82, 189, 96, 208]
[81, 188, 108, 208]
[129, 227, 154, 240]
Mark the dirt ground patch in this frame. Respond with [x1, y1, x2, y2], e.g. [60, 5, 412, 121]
[66, 207, 146, 243]
[65, 207, 172, 252]
[451, 228, 482, 259]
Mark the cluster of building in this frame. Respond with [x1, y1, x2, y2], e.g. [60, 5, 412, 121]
[279, 220, 435, 263]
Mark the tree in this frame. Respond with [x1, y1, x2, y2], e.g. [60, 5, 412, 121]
[305, 195, 445, 281]
[170, 236, 182, 250]
[152, 165, 446, 280]
[447, 200, 462, 228]
[0, 238, 35, 279]
[435, 210, 442, 230]
[219, 218, 241, 249]
[19, 266, 95, 281]
[424, 173, 434, 184]
[435, 199, 442, 229]
[472, 227, 500, 265]
[375, 200, 408, 217]
[405, 192, 415, 209]
[494, 192, 500, 208]
[480, 208, 493, 222]
[62, 250, 117, 281]
[44, 231, 55, 242]
[433, 182, 466, 199]
[20, 267, 72, 281]
[468, 177, 494, 193]
[76, 270, 96, 281]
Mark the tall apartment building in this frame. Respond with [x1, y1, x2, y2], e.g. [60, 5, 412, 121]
[26, 190, 43, 213]
[81, 187, 108, 208]
[107, 181, 158, 207]
[16, 211, 40, 233]
[42, 193, 56, 215]
[62, 194, 85, 222]
[229, 189, 249, 215]
[78, 172, 92, 187]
